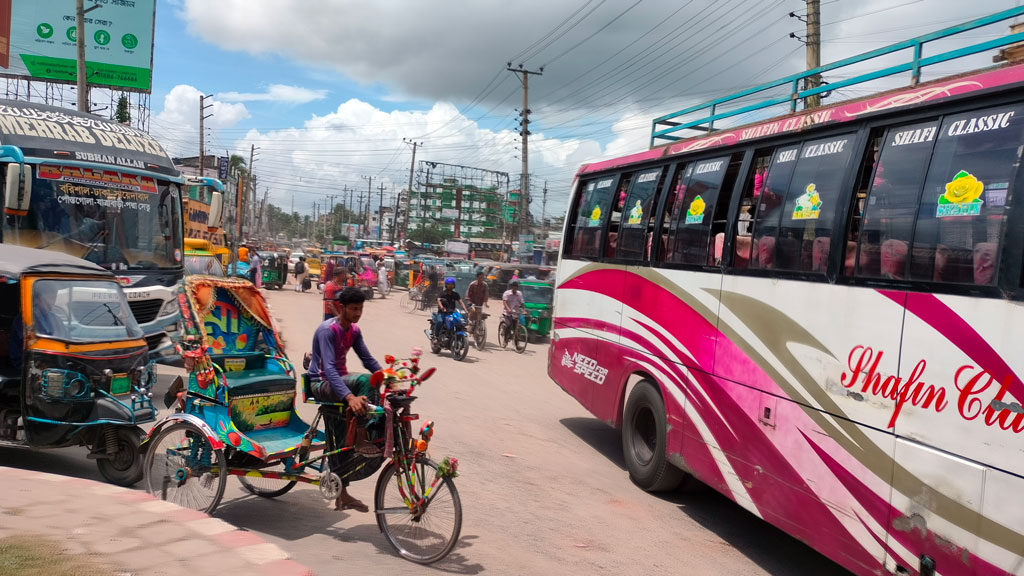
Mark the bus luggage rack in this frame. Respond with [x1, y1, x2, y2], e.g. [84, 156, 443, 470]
[650, 6, 1024, 147]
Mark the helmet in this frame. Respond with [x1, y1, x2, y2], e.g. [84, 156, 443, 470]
[444, 276, 456, 286]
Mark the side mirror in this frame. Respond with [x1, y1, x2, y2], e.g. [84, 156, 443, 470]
[419, 367, 436, 382]
[4, 163, 31, 216]
[208, 191, 224, 230]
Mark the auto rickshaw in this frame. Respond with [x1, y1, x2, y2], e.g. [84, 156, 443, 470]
[0, 246, 158, 485]
[258, 251, 287, 290]
[519, 279, 554, 341]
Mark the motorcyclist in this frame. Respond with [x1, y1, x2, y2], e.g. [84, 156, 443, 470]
[502, 279, 525, 337]
[432, 277, 467, 341]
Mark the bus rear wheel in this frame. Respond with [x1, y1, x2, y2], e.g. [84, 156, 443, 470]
[622, 380, 685, 492]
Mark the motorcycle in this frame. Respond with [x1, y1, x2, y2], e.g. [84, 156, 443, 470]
[426, 309, 470, 361]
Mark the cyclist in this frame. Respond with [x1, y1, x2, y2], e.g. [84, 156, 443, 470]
[502, 279, 525, 339]
[432, 276, 467, 341]
[307, 287, 382, 513]
[466, 269, 489, 324]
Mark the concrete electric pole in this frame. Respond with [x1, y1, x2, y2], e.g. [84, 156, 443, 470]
[402, 139, 421, 240]
[378, 182, 386, 240]
[199, 94, 213, 177]
[362, 176, 374, 237]
[507, 63, 542, 246]
[805, 0, 821, 108]
[76, 0, 100, 112]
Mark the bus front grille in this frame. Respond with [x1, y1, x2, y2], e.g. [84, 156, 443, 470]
[128, 299, 163, 324]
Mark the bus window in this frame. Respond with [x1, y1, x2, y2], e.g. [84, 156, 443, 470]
[616, 167, 665, 262]
[909, 104, 1024, 285]
[662, 156, 730, 266]
[773, 133, 857, 272]
[843, 132, 883, 275]
[567, 176, 617, 259]
[604, 173, 634, 258]
[750, 145, 800, 269]
[731, 150, 773, 268]
[853, 122, 938, 279]
[707, 153, 744, 266]
[656, 162, 690, 262]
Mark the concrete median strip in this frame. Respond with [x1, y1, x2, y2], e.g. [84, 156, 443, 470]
[0, 466, 314, 576]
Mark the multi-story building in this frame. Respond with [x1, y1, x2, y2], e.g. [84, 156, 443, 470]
[407, 177, 504, 239]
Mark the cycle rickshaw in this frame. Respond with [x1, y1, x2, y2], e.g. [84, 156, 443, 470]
[142, 276, 462, 564]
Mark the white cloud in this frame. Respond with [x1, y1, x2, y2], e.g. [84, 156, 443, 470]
[151, 85, 250, 157]
[226, 98, 622, 217]
[218, 84, 328, 104]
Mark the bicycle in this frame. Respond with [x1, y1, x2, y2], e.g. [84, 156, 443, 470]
[497, 311, 528, 353]
[468, 305, 488, 350]
[400, 280, 430, 313]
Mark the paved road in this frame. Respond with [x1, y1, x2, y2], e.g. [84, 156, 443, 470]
[1, 285, 849, 575]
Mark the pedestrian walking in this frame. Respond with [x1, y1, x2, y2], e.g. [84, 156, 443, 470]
[377, 260, 389, 298]
[294, 256, 308, 292]
[250, 251, 262, 288]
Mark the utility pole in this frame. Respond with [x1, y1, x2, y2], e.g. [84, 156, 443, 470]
[356, 191, 365, 237]
[507, 63, 542, 246]
[244, 144, 258, 240]
[541, 180, 548, 240]
[805, 0, 821, 108]
[402, 139, 421, 240]
[361, 176, 374, 238]
[199, 94, 213, 177]
[76, 0, 100, 112]
[378, 182, 386, 240]
[390, 190, 401, 244]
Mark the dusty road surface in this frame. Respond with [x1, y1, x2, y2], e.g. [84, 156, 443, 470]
[1, 285, 849, 576]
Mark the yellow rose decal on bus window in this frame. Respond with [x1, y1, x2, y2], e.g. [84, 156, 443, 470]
[937, 170, 984, 217]
[685, 195, 706, 224]
[792, 183, 822, 220]
[588, 205, 602, 227]
[627, 200, 643, 225]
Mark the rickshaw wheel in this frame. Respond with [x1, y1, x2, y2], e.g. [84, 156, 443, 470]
[96, 426, 145, 487]
[238, 464, 298, 498]
[144, 422, 227, 514]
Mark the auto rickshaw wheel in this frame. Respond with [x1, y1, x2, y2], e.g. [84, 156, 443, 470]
[96, 426, 146, 487]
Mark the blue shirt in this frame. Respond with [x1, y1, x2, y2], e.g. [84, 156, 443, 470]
[308, 318, 380, 399]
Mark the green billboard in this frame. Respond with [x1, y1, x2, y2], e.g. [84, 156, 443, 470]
[5, 0, 155, 92]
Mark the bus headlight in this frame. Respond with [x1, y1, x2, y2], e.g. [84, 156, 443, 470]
[158, 298, 179, 318]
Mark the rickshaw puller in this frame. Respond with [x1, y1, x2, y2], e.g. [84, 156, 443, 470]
[307, 287, 382, 513]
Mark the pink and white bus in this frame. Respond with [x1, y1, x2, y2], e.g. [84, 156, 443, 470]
[549, 21, 1024, 576]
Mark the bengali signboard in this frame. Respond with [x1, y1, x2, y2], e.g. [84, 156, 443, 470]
[3, 0, 155, 92]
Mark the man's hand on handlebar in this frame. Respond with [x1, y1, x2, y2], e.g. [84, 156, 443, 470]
[345, 393, 370, 416]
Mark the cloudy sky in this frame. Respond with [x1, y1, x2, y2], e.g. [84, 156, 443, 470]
[145, 0, 1015, 217]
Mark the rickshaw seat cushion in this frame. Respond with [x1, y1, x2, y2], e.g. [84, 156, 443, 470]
[222, 369, 296, 396]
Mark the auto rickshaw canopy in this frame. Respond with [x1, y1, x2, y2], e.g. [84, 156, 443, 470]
[0, 245, 112, 280]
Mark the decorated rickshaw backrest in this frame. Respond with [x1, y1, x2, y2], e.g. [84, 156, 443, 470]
[204, 287, 260, 354]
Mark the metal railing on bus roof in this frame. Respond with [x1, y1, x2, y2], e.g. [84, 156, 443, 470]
[650, 6, 1024, 147]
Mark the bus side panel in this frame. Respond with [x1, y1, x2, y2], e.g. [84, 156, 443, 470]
[710, 277, 906, 573]
[888, 291, 1024, 573]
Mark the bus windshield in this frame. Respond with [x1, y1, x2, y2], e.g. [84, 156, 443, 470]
[3, 164, 184, 270]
